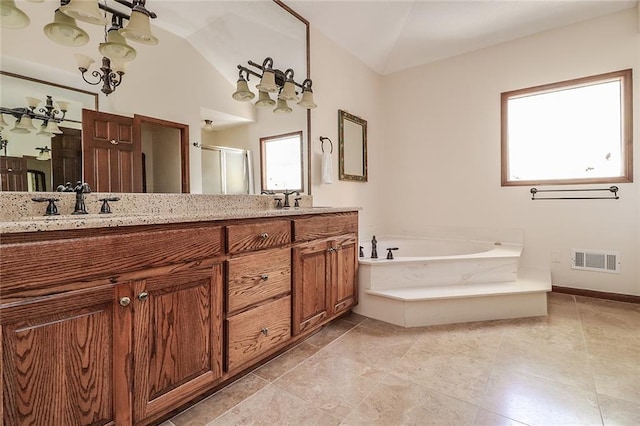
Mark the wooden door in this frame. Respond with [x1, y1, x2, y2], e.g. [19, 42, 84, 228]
[132, 264, 223, 424]
[51, 128, 82, 188]
[1, 284, 130, 425]
[330, 234, 358, 316]
[292, 239, 331, 335]
[82, 109, 141, 192]
[0, 156, 27, 191]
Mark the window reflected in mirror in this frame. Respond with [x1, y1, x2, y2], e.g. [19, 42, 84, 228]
[260, 131, 303, 192]
[338, 110, 367, 182]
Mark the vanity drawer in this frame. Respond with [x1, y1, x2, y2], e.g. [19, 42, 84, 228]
[293, 212, 358, 242]
[226, 219, 291, 254]
[0, 225, 224, 299]
[227, 248, 291, 313]
[226, 296, 291, 371]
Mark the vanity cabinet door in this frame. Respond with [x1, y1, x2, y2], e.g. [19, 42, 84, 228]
[292, 239, 331, 335]
[1, 283, 131, 426]
[330, 234, 358, 315]
[131, 264, 223, 424]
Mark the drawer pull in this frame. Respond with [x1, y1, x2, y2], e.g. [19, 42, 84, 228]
[138, 291, 149, 301]
[119, 297, 131, 307]
[260, 274, 269, 281]
[261, 327, 269, 336]
[259, 232, 269, 240]
[110, 139, 119, 145]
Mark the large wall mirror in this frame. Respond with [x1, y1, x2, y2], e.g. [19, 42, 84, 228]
[1, 0, 310, 195]
[338, 110, 368, 182]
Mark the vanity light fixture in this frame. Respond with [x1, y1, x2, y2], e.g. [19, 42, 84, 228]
[1, 95, 68, 136]
[234, 57, 317, 113]
[0, 0, 31, 29]
[36, 146, 52, 161]
[201, 119, 215, 132]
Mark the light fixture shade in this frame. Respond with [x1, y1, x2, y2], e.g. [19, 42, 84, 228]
[297, 89, 317, 109]
[60, 0, 107, 26]
[119, 10, 158, 45]
[0, 0, 30, 29]
[37, 124, 53, 137]
[0, 113, 8, 128]
[44, 120, 63, 134]
[44, 9, 90, 47]
[17, 115, 37, 131]
[99, 29, 137, 61]
[36, 147, 51, 161]
[201, 119, 214, 132]
[273, 99, 292, 114]
[279, 80, 298, 101]
[10, 121, 30, 134]
[255, 90, 275, 108]
[74, 53, 95, 70]
[25, 96, 41, 109]
[57, 100, 70, 112]
[256, 70, 278, 93]
[232, 78, 255, 102]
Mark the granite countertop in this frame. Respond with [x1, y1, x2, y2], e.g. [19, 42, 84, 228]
[0, 206, 359, 234]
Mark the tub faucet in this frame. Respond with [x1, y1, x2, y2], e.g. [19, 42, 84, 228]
[72, 181, 91, 215]
[371, 235, 378, 259]
[282, 190, 299, 208]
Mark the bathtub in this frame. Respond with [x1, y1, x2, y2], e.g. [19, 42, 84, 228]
[354, 233, 550, 327]
[358, 236, 522, 290]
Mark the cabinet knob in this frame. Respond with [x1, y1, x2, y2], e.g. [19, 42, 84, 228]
[261, 327, 269, 336]
[259, 232, 269, 240]
[119, 296, 131, 307]
[138, 291, 149, 301]
[110, 139, 119, 145]
[260, 274, 269, 281]
[328, 247, 335, 253]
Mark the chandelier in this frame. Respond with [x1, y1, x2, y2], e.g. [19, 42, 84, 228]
[0, 95, 68, 136]
[0, 0, 159, 95]
[233, 57, 317, 113]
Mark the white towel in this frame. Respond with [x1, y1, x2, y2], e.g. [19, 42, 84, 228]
[321, 151, 334, 184]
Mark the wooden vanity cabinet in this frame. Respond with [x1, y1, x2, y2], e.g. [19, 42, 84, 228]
[1, 211, 358, 425]
[292, 213, 358, 335]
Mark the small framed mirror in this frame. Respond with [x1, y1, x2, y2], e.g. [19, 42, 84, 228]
[338, 110, 367, 182]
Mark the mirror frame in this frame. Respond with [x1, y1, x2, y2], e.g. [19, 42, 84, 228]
[338, 109, 368, 182]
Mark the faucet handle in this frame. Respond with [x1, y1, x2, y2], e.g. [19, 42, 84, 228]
[386, 247, 399, 260]
[274, 197, 283, 209]
[98, 197, 120, 214]
[294, 197, 302, 208]
[31, 197, 60, 216]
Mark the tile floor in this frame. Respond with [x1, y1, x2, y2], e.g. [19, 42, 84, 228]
[162, 293, 640, 425]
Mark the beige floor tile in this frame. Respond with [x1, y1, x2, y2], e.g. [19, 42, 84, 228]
[304, 319, 356, 348]
[321, 324, 420, 371]
[209, 384, 340, 426]
[341, 373, 477, 426]
[340, 311, 368, 325]
[473, 409, 528, 426]
[590, 354, 640, 405]
[599, 393, 640, 426]
[253, 342, 320, 382]
[170, 374, 269, 425]
[273, 353, 388, 420]
[481, 368, 602, 425]
[493, 338, 595, 390]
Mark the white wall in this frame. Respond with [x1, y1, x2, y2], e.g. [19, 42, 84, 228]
[308, 27, 384, 238]
[380, 9, 639, 295]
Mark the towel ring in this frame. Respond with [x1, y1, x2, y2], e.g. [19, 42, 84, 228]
[319, 136, 333, 154]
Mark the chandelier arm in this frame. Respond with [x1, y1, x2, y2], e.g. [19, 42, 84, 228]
[79, 69, 103, 87]
[237, 65, 261, 80]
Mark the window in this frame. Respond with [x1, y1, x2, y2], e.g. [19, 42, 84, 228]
[260, 131, 303, 192]
[501, 69, 633, 186]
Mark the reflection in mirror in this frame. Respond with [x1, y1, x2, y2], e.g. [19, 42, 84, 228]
[201, 145, 253, 195]
[260, 131, 303, 192]
[0, 71, 98, 192]
[338, 110, 368, 182]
